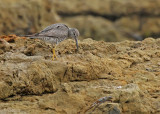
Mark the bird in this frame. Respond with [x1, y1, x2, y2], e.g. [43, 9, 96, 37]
[23, 23, 79, 60]
[84, 96, 113, 113]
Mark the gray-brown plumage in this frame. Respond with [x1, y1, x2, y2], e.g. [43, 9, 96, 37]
[24, 23, 79, 60]
[24, 23, 79, 50]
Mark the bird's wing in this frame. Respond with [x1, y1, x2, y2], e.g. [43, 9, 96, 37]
[35, 23, 69, 38]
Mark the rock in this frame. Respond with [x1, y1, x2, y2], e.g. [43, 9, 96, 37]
[108, 105, 121, 114]
[0, 35, 159, 113]
[84, 102, 121, 114]
[0, 0, 60, 35]
[0, 81, 13, 99]
[63, 16, 129, 41]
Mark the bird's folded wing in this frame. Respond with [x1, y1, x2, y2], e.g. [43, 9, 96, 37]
[37, 24, 69, 37]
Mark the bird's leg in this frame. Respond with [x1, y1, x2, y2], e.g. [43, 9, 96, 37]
[52, 45, 57, 60]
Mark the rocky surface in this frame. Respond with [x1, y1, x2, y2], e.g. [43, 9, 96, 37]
[0, 0, 160, 41]
[0, 35, 159, 113]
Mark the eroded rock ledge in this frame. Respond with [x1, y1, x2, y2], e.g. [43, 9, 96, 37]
[0, 35, 160, 113]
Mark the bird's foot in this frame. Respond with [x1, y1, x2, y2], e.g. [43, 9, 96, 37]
[52, 54, 57, 61]
[52, 48, 57, 61]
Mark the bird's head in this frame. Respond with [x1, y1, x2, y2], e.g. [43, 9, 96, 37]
[69, 28, 79, 51]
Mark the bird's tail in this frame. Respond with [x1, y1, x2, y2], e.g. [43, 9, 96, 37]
[21, 35, 34, 37]
[19, 35, 35, 39]
[20, 33, 39, 38]
[20, 34, 42, 39]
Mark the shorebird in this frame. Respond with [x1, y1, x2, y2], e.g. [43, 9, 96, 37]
[24, 23, 79, 60]
[85, 96, 113, 113]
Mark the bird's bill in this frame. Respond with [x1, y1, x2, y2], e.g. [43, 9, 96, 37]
[74, 36, 79, 51]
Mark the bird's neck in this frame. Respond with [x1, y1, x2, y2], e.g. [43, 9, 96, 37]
[68, 28, 72, 37]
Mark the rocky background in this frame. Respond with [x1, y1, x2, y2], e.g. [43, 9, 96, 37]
[0, 0, 160, 41]
[0, 0, 160, 114]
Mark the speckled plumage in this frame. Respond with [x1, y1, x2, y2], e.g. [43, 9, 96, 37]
[24, 23, 79, 50]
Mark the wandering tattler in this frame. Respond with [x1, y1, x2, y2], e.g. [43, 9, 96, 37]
[24, 23, 79, 60]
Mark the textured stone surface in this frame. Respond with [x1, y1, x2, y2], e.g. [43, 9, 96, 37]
[0, 35, 159, 113]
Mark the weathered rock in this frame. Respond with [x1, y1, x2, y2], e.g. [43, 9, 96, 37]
[0, 0, 60, 35]
[0, 35, 159, 113]
[0, 81, 13, 99]
[63, 16, 129, 42]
